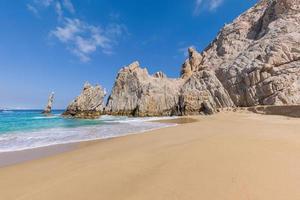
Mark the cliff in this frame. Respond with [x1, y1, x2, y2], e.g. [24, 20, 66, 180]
[65, 0, 300, 118]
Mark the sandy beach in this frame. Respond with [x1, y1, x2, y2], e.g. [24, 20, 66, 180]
[1, 112, 300, 200]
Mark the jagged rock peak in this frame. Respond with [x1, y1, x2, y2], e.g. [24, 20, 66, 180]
[124, 61, 140, 71]
[83, 82, 92, 90]
[181, 47, 203, 79]
[42, 92, 54, 114]
[106, 62, 183, 116]
[153, 71, 167, 78]
[63, 82, 106, 119]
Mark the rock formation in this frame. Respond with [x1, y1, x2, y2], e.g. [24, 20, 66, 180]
[105, 62, 184, 116]
[42, 92, 54, 114]
[63, 82, 106, 119]
[179, 70, 234, 115]
[181, 0, 300, 107]
[65, 0, 300, 118]
[106, 0, 300, 117]
[105, 61, 234, 116]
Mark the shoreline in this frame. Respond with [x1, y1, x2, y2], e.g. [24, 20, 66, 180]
[2, 112, 300, 199]
[0, 117, 195, 168]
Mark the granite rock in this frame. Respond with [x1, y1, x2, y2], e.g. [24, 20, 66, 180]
[106, 62, 183, 116]
[42, 92, 54, 114]
[63, 82, 106, 119]
[181, 0, 300, 107]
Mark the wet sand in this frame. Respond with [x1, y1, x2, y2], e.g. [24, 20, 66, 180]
[0, 143, 78, 168]
[1, 112, 300, 200]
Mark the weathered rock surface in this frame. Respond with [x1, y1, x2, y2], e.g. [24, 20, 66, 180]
[106, 62, 183, 116]
[247, 105, 300, 118]
[66, 0, 300, 118]
[181, 0, 300, 107]
[106, 0, 300, 116]
[106, 61, 234, 116]
[179, 70, 235, 115]
[63, 82, 106, 119]
[42, 92, 54, 114]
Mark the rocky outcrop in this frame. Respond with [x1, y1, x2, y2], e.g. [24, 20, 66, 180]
[105, 62, 183, 116]
[179, 70, 235, 115]
[42, 92, 54, 114]
[106, 61, 234, 116]
[181, 0, 300, 107]
[63, 82, 106, 119]
[181, 47, 204, 79]
[247, 105, 300, 118]
[64, 0, 300, 118]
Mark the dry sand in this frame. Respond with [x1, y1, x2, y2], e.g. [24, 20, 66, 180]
[1, 112, 300, 200]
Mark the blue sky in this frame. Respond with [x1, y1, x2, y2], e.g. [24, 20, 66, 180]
[0, 0, 258, 109]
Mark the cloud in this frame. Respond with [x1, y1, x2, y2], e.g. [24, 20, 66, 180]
[37, 0, 53, 7]
[27, 0, 127, 61]
[194, 0, 224, 15]
[55, 1, 63, 20]
[51, 18, 127, 62]
[209, 0, 224, 10]
[26, 4, 39, 17]
[27, 0, 75, 19]
[62, 0, 75, 13]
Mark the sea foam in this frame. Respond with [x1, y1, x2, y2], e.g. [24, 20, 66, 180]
[0, 114, 176, 152]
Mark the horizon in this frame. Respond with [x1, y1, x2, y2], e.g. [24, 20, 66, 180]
[0, 0, 258, 109]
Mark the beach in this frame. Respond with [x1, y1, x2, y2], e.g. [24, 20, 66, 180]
[1, 112, 300, 199]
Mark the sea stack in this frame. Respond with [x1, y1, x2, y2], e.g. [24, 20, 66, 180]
[62, 82, 106, 119]
[42, 92, 54, 114]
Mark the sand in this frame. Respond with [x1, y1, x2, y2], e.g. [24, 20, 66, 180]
[1, 112, 300, 200]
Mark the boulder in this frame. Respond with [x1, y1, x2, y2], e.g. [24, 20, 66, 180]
[179, 70, 234, 115]
[63, 82, 106, 119]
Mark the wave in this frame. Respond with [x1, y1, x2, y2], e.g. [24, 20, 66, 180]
[1, 110, 14, 113]
[32, 115, 59, 119]
[0, 119, 176, 152]
[99, 115, 178, 124]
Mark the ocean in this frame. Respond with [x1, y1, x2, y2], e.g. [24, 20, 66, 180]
[0, 110, 176, 152]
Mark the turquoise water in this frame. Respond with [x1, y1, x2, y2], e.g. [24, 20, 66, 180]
[0, 110, 175, 152]
[0, 110, 107, 134]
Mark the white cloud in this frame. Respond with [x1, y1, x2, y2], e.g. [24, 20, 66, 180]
[37, 0, 53, 7]
[27, 4, 39, 17]
[27, 0, 127, 62]
[194, 0, 224, 15]
[55, 1, 63, 20]
[209, 0, 224, 10]
[194, 0, 203, 15]
[62, 0, 75, 13]
[28, 0, 75, 19]
[51, 18, 126, 62]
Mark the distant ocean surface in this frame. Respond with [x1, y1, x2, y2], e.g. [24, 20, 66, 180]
[0, 110, 176, 152]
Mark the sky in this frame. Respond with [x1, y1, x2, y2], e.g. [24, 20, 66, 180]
[0, 0, 258, 109]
